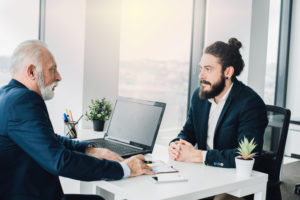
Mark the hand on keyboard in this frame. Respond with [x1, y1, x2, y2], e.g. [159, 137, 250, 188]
[86, 147, 124, 162]
[125, 154, 155, 177]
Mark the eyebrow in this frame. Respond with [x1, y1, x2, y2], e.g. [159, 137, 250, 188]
[49, 64, 57, 70]
[199, 65, 214, 69]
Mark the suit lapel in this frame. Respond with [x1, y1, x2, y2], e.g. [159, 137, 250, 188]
[200, 101, 211, 149]
[213, 80, 242, 147]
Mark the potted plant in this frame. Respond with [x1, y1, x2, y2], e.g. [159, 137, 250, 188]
[235, 136, 257, 177]
[84, 98, 113, 131]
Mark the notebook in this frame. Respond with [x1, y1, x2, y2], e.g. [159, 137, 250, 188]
[85, 97, 166, 158]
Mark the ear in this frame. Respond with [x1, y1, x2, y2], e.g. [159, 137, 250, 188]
[26, 64, 37, 80]
[224, 66, 234, 80]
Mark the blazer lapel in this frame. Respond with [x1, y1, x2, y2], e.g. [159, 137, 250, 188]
[200, 101, 211, 149]
[213, 80, 242, 147]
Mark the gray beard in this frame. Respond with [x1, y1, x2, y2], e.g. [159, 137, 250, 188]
[36, 68, 57, 101]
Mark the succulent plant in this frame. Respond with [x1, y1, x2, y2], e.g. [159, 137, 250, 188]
[237, 136, 257, 160]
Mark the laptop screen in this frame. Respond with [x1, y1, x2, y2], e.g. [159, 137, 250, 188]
[106, 98, 165, 147]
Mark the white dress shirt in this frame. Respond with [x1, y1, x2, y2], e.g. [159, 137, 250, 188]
[120, 162, 130, 178]
[202, 83, 233, 161]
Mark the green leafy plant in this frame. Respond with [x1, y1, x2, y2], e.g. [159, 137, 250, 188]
[237, 136, 257, 160]
[84, 98, 112, 121]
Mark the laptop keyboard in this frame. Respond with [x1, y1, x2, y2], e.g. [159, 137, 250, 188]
[87, 139, 142, 155]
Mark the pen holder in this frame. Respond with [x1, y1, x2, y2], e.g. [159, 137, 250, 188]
[64, 121, 78, 139]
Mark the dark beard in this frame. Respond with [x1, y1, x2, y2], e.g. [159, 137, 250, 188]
[199, 75, 226, 99]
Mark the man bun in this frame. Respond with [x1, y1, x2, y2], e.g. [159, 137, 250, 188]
[228, 38, 242, 50]
[204, 37, 245, 78]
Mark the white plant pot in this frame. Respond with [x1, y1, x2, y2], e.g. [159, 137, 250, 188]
[235, 157, 255, 178]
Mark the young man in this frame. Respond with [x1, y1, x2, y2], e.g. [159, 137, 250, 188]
[169, 38, 268, 169]
[0, 40, 154, 200]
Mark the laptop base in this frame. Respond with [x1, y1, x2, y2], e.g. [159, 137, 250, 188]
[85, 138, 151, 158]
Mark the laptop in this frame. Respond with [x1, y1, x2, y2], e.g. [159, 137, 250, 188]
[85, 97, 166, 158]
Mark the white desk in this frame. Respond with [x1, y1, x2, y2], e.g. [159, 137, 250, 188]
[80, 144, 268, 200]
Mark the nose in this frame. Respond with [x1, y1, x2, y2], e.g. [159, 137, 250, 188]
[199, 69, 205, 80]
[56, 71, 62, 82]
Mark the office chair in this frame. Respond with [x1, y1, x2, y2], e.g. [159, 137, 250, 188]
[291, 153, 300, 195]
[256, 105, 291, 200]
[295, 184, 300, 195]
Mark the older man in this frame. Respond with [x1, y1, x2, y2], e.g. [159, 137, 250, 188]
[0, 40, 153, 200]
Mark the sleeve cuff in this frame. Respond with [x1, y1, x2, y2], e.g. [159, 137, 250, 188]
[202, 150, 207, 162]
[120, 162, 130, 178]
[78, 141, 90, 153]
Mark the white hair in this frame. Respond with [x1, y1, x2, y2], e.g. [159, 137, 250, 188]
[9, 40, 49, 75]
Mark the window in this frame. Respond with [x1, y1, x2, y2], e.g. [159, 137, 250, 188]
[0, 0, 40, 87]
[118, 0, 193, 145]
[286, 0, 300, 121]
[264, 0, 281, 105]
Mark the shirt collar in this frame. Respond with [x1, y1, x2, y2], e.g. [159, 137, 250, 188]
[9, 79, 27, 88]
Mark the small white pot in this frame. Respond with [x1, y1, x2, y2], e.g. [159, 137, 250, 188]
[235, 157, 255, 178]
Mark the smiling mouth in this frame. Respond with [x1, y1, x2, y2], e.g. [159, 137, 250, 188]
[201, 83, 211, 88]
[200, 80, 211, 86]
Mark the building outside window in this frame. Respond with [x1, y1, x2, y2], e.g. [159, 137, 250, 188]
[118, 0, 193, 144]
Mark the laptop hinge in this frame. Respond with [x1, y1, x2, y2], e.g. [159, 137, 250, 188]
[106, 136, 144, 150]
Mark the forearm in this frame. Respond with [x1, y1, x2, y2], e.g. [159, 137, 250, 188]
[55, 133, 89, 153]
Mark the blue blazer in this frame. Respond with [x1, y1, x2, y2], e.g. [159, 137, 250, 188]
[172, 79, 268, 168]
[0, 79, 123, 200]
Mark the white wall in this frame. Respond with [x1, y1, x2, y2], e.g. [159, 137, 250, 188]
[44, 0, 122, 130]
[204, 0, 252, 84]
[82, 0, 121, 129]
[247, 0, 270, 97]
[286, 0, 300, 121]
[45, 0, 86, 135]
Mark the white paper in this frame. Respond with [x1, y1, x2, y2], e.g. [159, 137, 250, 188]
[148, 160, 178, 174]
[151, 173, 188, 183]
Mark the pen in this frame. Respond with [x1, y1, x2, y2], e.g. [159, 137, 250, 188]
[63, 113, 69, 122]
[69, 109, 74, 122]
[65, 109, 70, 121]
[75, 114, 83, 124]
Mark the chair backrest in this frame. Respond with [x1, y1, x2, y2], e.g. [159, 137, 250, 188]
[258, 105, 291, 185]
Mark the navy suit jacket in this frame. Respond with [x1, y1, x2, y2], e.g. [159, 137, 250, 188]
[172, 79, 268, 168]
[0, 79, 123, 200]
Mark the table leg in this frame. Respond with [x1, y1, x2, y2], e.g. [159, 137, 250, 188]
[253, 188, 266, 200]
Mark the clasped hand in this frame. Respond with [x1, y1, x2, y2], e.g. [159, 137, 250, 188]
[168, 139, 203, 163]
